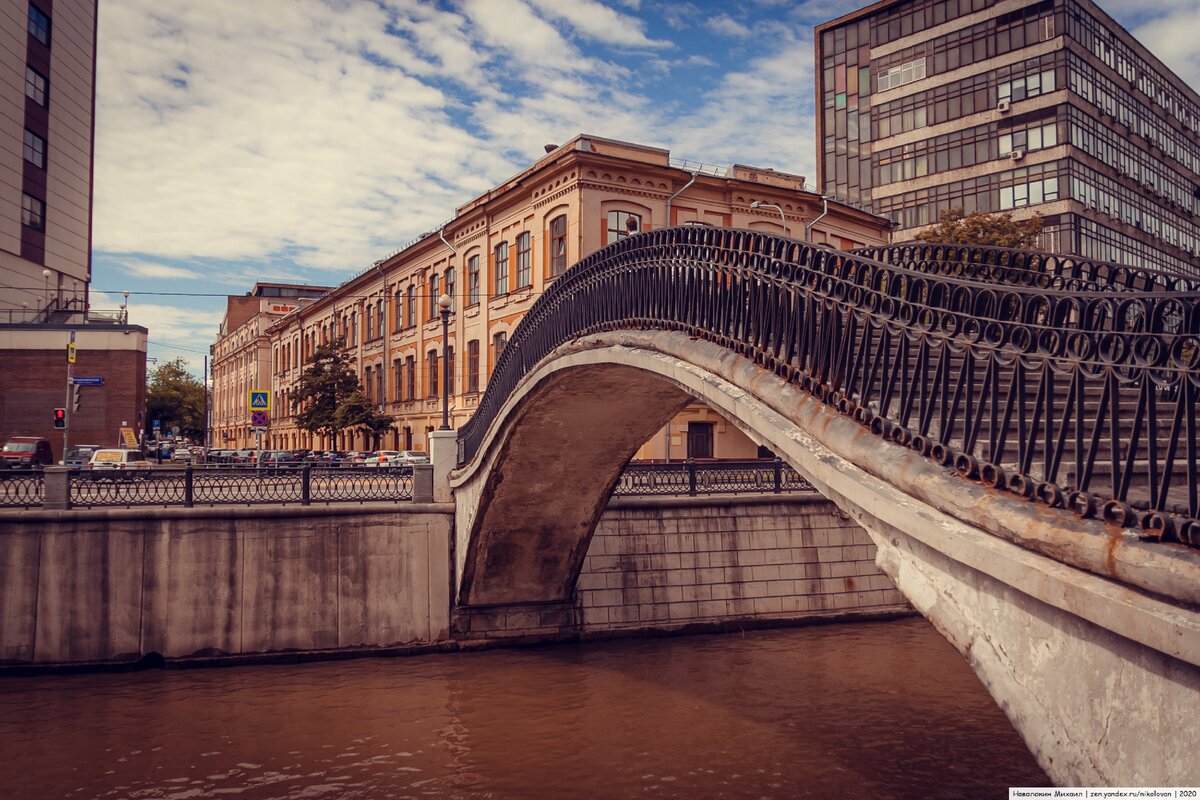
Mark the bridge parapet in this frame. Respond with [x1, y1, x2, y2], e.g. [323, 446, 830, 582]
[459, 225, 1200, 549]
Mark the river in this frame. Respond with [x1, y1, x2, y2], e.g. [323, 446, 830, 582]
[0, 617, 1048, 799]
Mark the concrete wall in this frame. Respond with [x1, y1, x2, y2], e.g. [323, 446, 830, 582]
[0, 504, 452, 666]
[452, 494, 910, 641]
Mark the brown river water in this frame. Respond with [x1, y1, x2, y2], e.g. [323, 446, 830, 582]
[0, 617, 1048, 799]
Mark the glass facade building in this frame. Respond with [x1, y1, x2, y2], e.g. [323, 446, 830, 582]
[816, 0, 1200, 275]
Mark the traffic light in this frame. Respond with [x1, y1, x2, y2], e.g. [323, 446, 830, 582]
[72, 385, 82, 412]
[53, 408, 66, 429]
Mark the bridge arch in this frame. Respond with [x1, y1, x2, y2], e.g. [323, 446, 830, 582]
[451, 326, 1200, 786]
[449, 227, 1200, 785]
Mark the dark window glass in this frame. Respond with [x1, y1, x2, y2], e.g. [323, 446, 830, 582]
[549, 215, 568, 276]
[23, 129, 45, 168]
[493, 242, 508, 295]
[28, 4, 49, 45]
[515, 232, 531, 288]
[22, 193, 44, 230]
[467, 255, 480, 305]
[25, 66, 47, 106]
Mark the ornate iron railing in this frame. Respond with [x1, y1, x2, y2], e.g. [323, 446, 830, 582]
[0, 470, 45, 508]
[458, 226, 1200, 549]
[67, 465, 414, 508]
[613, 460, 815, 497]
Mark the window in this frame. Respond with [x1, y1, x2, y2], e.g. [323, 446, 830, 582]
[364, 366, 373, 402]
[427, 350, 439, 398]
[878, 57, 925, 92]
[493, 242, 509, 295]
[515, 232, 532, 288]
[349, 311, 357, 345]
[376, 365, 384, 404]
[491, 331, 507, 372]
[467, 340, 480, 393]
[23, 129, 45, 169]
[393, 358, 403, 397]
[366, 304, 375, 340]
[446, 346, 455, 395]
[549, 215, 568, 276]
[28, 4, 49, 45]
[606, 211, 641, 245]
[25, 66, 46, 106]
[467, 255, 480, 305]
[445, 267, 456, 312]
[406, 285, 415, 328]
[376, 299, 385, 337]
[404, 355, 415, 400]
[394, 290, 403, 328]
[428, 273, 440, 320]
[21, 193, 43, 231]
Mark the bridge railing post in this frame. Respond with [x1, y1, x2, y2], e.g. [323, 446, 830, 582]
[687, 458, 697, 496]
[773, 458, 783, 494]
[301, 464, 311, 506]
[184, 465, 193, 508]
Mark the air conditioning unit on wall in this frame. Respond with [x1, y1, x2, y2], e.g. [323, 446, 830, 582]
[1010, 149, 1025, 160]
[997, 99, 1012, 113]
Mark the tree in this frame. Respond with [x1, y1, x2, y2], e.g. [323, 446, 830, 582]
[145, 357, 206, 440]
[292, 340, 391, 448]
[335, 391, 394, 449]
[919, 208, 1044, 249]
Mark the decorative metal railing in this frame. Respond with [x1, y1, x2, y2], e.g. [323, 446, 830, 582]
[0, 470, 45, 508]
[613, 459, 815, 497]
[458, 226, 1200, 549]
[66, 465, 414, 508]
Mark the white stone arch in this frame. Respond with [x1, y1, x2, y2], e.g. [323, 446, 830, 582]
[450, 328, 1200, 787]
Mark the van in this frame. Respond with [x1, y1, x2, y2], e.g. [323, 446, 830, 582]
[0, 437, 54, 470]
[86, 449, 151, 479]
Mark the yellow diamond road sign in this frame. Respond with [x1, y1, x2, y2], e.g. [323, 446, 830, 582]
[248, 390, 271, 411]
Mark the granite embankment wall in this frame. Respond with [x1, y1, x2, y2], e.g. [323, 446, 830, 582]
[0, 496, 908, 667]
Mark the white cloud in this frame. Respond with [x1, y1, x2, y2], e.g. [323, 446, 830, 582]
[525, 0, 672, 49]
[1131, 9, 1200, 88]
[120, 261, 203, 280]
[705, 14, 753, 39]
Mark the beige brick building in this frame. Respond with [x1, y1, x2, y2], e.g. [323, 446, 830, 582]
[215, 135, 889, 455]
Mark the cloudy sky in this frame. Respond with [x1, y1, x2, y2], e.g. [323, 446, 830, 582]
[90, 0, 1200, 373]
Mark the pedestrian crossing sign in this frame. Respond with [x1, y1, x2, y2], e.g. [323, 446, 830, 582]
[248, 390, 271, 411]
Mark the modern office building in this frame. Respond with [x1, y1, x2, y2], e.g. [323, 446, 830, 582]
[816, 0, 1200, 275]
[217, 135, 890, 456]
[0, 1, 148, 458]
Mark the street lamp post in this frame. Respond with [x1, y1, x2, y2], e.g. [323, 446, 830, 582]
[749, 200, 788, 235]
[438, 293, 451, 430]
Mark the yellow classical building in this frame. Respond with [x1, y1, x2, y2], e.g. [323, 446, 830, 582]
[212, 135, 890, 457]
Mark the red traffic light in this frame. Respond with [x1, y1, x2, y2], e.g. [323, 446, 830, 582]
[53, 408, 66, 429]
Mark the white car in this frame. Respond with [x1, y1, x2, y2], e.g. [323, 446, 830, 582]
[365, 450, 402, 466]
[87, 449, 151, 478]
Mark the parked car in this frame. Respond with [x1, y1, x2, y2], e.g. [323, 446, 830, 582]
[375, 450, 429, 471]
[232, 449, 257, 464]
[260, 450, 297, 466]
[0, 437, 54, 470]
[365, 450, 401, 466]
[86, 449, 151, 480]
[171, 448, 193, 463]
[62, 444, 102, 467]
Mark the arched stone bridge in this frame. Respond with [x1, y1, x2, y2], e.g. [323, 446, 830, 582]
[446, 227, 1200, 787]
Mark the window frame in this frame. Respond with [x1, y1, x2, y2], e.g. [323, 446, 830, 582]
[467, 339, 480, 393]
[606, 211, 641, 245]
[493, 242, 509, 296]
[467, 255, 480, 306]
[25, 66, 47, 106]
[21, 193, 44, 231]
[549, 215, 568, 276]
[22, 128, 45, 169]
[515, 232, 532, 289]
[28, 4, 50, 45]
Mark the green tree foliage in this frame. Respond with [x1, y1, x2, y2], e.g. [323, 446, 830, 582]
[145, 357, 206, 439]
[292, 340, 392, 446]
[918, 208, 1044, 249]
[335, 390, 394, 448]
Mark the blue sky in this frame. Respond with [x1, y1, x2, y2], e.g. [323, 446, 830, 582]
[90, 0, 1200, 373]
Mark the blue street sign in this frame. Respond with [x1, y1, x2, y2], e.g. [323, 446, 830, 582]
[153, 419, 161, 428]
[71, 376, 104, 386]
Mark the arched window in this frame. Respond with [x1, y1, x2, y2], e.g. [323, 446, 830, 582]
[493, 242, 509, 295]
[549, 214, 568, 276]
[467, 255, 480, 306]
[428, 273, 440, 320]
[426, 350, 439, 398]
[606, 210, 641, 244]
[516, 232, 531, 288]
